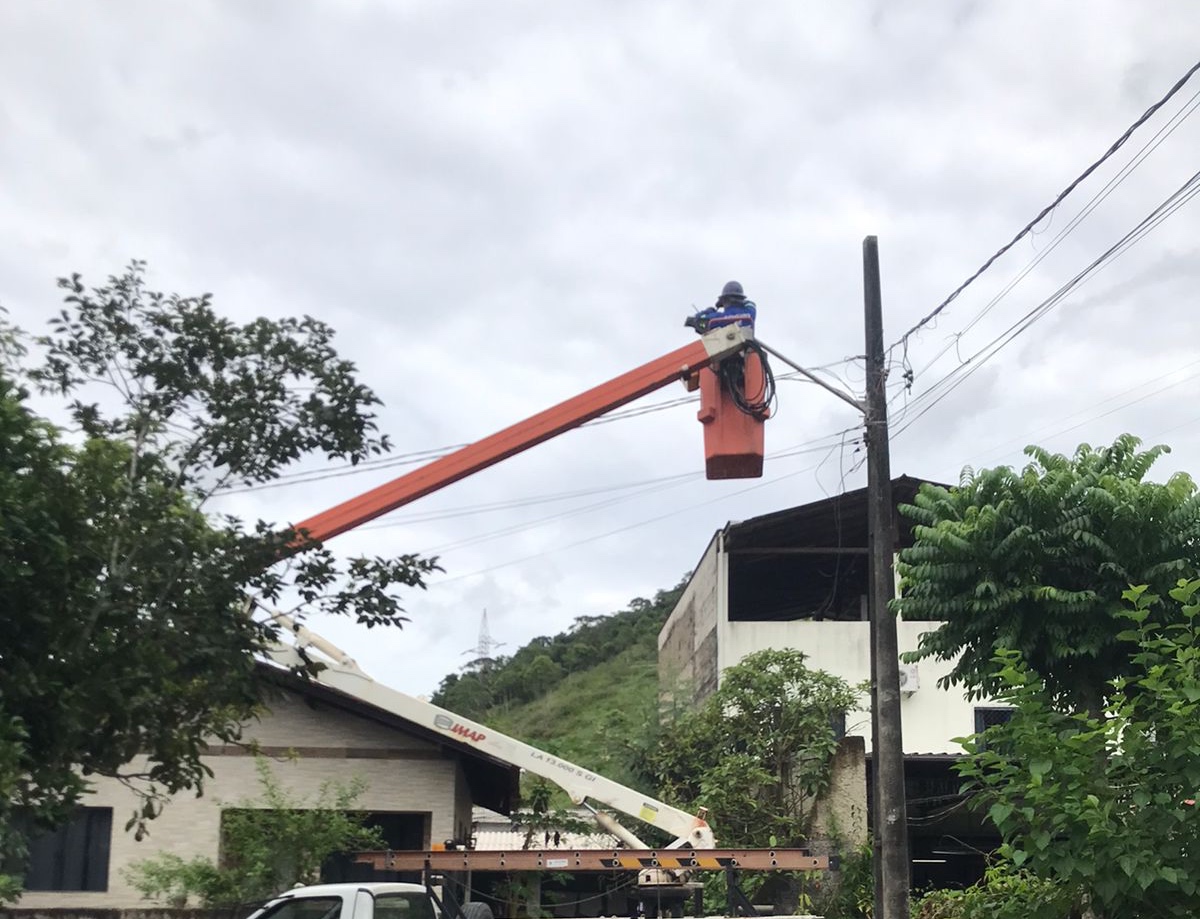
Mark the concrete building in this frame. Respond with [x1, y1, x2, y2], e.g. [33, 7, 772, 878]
[657, 476, 1006, 753]
[658, 477, 1003, 886]
[14, 665, 518, 910]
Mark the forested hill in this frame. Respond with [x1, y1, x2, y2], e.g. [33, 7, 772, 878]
[430, 578, 686, 791]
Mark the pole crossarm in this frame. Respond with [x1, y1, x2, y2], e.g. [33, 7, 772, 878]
[754, 339, 865, 413]
[354, 848, 831, 873]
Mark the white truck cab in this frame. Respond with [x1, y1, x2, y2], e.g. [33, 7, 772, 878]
[243, 883, 493, 919]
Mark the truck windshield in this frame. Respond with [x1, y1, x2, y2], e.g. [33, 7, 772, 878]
[373, 892, 436, 919]
[254, 896, 343, 919]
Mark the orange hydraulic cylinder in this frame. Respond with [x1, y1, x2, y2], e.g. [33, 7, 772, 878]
[696, 351, 766, 480]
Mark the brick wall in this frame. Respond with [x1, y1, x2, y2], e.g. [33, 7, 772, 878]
[3, 909, 241, 919]
[14, 688, 464, 911]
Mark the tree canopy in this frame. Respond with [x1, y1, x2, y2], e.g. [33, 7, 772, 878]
[952, 580, 1200, 918]
[896, 435, 1200, 712]
[0, 265, 438, 887]
[432, 582, 684, 718]
[642, 648, 860, 849]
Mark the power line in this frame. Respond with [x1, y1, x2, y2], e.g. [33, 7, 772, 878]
[891, 166, 1200, 439]
[891, 56, 1200, 357]
[212, 444, 466, 495]
[906, 84, 1200, 385]
[425, 437, 852, 555]
[359, 472, 701, 529]
[355, 425, 860, 533]
[952, 357, 1200, 472]
[212, 394, 705, 495]
[427, 441, 851, 587]
[213, 350, 863, 497]
[391, 430, 860, 555]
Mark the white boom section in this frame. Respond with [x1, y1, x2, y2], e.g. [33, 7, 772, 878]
[264, 612, 714, 850]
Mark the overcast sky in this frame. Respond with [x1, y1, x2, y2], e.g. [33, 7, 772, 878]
[3, 2, 1199, 697]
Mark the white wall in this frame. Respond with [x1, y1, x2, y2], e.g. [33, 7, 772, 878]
[718, 618, 980, 755]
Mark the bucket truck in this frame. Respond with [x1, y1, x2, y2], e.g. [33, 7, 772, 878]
[254, 299, 823, 899]
[264, 608, 714, 892]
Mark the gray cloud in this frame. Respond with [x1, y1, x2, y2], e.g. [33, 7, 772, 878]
[2, 1, 1199, 692]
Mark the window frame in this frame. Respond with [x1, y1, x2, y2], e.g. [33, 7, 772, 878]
[20, 806, 113, 892]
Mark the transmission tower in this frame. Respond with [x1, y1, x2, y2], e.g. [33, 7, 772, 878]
[463, 609, 504, 671]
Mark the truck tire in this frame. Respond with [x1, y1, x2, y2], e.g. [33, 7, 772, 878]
[462, 902, 494, 919]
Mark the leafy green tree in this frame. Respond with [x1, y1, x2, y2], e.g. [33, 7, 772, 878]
[431, 581, 685, 717]
[953, 580, 1200, 918]
[124, 757, 385, 907]
[910, 863, 1071, 919]
[431, 672, 495, 720]
[0, 265, 437, 890]
[897, 435, 1200, 713]
[644, 649, 860, 849]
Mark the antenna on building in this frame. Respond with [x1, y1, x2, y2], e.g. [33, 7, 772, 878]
[463, 608, 504, 671]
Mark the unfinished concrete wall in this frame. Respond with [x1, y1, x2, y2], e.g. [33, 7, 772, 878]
[657, 532, 721, 709]
[809, 736, 868, 851]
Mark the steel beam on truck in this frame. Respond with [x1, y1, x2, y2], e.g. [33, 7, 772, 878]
[353, 848, 831, 873]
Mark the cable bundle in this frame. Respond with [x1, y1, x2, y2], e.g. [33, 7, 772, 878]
[719, 341, 776, 419]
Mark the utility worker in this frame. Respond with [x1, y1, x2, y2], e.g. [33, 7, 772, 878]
[685, 280, 757, 333]
[713, 280, 757, 328]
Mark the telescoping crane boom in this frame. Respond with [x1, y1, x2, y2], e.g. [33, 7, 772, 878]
[262, 304, 778, 889]
[264, 608, 830, 897]
[265, 612, 713, 853]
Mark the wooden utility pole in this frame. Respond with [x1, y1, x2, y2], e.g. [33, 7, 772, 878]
[862, 236, 910, 919]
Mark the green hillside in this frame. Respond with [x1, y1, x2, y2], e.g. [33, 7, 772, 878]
[431, 579, 685, 795]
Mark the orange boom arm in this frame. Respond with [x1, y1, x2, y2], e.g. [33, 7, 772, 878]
[291, 325, 756, 546]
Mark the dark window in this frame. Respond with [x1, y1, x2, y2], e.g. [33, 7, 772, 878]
[23, 807, 112, 892]
[830, 711, 847, 739]
[374, 892, 437, 919]
[974, 707, 1014, 734]
[256, 896, 343, 919]
[320, 812, 429, 884]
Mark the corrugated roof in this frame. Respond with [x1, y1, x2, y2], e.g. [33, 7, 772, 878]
[471, 807, 620, 851]
[721, 475, 946, 623]
[722, 475, 940, 552]
[471, 827, 621, 850]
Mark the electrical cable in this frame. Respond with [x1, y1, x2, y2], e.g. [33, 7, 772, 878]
[890, 56, 1200, 356]
[891, 166, 1200, 439]
[810, 429, 853, 620]
[719, 340, 777, 419]
[341, 425, 859, 534]
[211, 392, 720, 495]
[213, 339, 852, 500]
[777, 360, 862, 395]
[212, 444, 468, 494]
[904, 83, 1200, 387]
[423, 474, 706, 554]
[359, 472, 703, 529]
[427, 440, 853, 586]
[917, 166, 1200, 412]
[948, 357, 1200, 473]
[979, 369, 1200, 467]
[409, 433, 860, 555]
